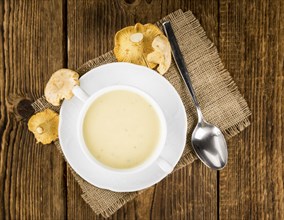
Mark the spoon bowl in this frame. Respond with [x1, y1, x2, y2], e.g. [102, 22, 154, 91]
[192, 120, 228, 170]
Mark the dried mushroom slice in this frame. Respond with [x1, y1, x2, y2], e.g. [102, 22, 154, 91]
[28, 109, 59, 144]
[114, 23, 163, 68]
[44, 68, 79, 106]
[147, 35, 172, 75]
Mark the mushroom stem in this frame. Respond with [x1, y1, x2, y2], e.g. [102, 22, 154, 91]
[130, 33, 143, 43]
[36, 126, 44, 134]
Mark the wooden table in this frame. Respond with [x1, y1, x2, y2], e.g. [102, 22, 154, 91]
[0, 0, 283, 219]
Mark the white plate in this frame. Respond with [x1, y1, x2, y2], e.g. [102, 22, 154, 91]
[59, 62, 187, 192]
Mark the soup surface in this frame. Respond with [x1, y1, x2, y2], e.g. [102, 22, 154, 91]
[83, 89, 161, 169]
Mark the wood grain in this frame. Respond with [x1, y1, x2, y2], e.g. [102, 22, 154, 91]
[66, 0, 218, 219]
[0, 1, 6, 218]
[0, 0, 283, 219]
[0, 0, 66, 219]
[218, 0, 284, 219]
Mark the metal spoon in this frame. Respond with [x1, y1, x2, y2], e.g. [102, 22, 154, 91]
[163, 21, 228, 170]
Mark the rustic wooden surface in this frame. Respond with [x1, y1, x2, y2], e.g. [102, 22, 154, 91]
[0, 0, 283, 219]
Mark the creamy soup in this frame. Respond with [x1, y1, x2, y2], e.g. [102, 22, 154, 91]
[83, 90, 161, 169]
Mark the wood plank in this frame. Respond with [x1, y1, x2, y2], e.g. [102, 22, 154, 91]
[67, 0, 218, 219]
[218, 0, 284, 219]
[0, 0, 66, 219]
[0, 1, 6, 218]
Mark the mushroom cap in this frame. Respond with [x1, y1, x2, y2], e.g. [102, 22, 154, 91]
[114, 23, 163, 68]
[147, 35, 172, 75]
[28, 109, 59, 144]
[44, 68, 79, 106]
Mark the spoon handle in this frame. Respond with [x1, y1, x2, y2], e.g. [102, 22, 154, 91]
[163, 21, 203, 121]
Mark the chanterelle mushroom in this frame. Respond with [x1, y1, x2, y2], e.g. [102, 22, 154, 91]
[44, 68, 79, 106]
[114, 23, 163, 68]
[147, 35, 172, 75]
[28, 109, 59, 144]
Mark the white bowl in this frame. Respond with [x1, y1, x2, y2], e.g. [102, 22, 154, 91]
[59, 62, 187, 192]
[74, 85, 168, 174]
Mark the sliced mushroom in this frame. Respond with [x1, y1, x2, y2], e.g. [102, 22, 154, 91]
[114, 23, 163, 68]
[44, 69, 79, 106]
[28, 109, 59, 144]
[147, 35, 172, 75]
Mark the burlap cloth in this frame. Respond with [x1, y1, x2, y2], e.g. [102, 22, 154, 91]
[32, 9, 251, 218]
